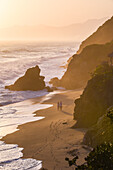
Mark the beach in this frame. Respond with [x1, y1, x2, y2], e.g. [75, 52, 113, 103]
[2, 90, 90, 170]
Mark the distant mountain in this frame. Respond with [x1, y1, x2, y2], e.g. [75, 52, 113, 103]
[77, 16, 113, 53]
[0, 18, 107, 41]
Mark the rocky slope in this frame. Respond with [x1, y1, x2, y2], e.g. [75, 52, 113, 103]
[50, 17, 113, 89]
[5, 65, 46, 91]
[77, 16, 113, 54]
[73, 63, 113, 128]
[51, 41, 113, 89]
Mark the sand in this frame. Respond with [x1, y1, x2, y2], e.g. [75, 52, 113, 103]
[2, 90, 91, 170]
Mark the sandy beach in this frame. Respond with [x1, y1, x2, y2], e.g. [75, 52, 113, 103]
[2, 90, 90, 170]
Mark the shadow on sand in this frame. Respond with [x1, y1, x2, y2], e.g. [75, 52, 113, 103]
[61, 110, 72, 116]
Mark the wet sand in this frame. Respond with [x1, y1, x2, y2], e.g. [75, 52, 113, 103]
[3, 90, 90, 170]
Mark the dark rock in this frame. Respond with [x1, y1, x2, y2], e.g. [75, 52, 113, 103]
[49, 77, 60, 87]
[5, 65, 46, 91]
[46, 86, 53, 92]
[46, 86, 58, 92]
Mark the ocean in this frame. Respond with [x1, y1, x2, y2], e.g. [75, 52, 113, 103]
[0, 41, 79, 169]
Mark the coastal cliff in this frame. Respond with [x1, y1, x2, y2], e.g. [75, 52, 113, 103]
[51, 41, 113, 89]
[50, 17, 113, 89]
[77, 16, 113, 54]
[5, 65, 46, 91]
[73, 63, 113, 128]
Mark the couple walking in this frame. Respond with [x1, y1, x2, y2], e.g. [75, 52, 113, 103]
[57, 101, 62, 111]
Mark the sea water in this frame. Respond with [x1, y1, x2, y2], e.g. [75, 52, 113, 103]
[0, 41, 79, 169]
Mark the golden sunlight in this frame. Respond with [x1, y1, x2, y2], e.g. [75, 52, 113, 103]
[0, 0, 8, 15]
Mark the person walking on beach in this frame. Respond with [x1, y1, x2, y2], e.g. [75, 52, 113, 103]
[59, 101, 62, 111]
[57, 101, 60, 110]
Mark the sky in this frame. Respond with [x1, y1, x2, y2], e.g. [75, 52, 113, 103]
[0, 0, 113, 28]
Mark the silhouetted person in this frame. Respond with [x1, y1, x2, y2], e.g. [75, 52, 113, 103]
[59, 101, 62, 111]
[57, 102, 60, 110]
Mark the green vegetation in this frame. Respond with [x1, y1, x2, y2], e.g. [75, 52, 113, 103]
[73, 63, 113, 128]
[91, 62, 113, 78]
[64, 17, 113, 168]
[84, 113, 113, 147]
[107, 106, 113, 121]
[66, 143, 113, 170]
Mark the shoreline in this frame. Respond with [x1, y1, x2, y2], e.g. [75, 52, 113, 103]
[2, 89, 90, 170]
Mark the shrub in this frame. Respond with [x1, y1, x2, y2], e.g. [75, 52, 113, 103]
[91, 62, 113, 78]
[65, 143, 113, 169]
[107, 106, 113, 121]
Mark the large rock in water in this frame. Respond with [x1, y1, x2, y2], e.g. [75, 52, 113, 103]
[5, 65, 46, 91]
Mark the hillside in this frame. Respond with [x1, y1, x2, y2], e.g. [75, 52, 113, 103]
[73, 63, 113, 128]
[50, 41, 113, 89]
[77, 16, 113, 54]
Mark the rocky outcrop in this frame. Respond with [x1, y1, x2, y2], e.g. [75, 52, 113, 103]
[51, 41, 113, 89]
[77, 16, 113, 54]
[49, 77, 61, 87]
[5, 65, 46, 91]
[73, 63, 113, 128]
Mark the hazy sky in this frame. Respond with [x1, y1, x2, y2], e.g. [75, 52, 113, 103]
[0, 0, 113, 28]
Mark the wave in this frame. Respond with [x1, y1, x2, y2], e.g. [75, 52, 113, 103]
[0, 48, 44, 54]
[0, 46, 75, 54]
[0, 158, 42, 170]
[2, 56, 17, 59]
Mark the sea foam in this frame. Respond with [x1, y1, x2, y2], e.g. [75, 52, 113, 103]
[0, 98, 53, 169]
[0, 41, 79, 169]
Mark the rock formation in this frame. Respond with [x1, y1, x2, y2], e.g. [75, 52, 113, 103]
[50, 16, 113, 89]
[5, 65, 46, 91]
[51, 41, 113, 89]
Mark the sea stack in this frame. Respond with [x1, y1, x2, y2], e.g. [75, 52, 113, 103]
[5, 65, 46, 91]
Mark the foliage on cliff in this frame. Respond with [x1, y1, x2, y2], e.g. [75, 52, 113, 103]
[107, 106, 113, 121]
[66, 143, 113, 169]
[73, 63, 113, 128]
[83, 106, 113, 147]
[77, 16, 113, 54]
